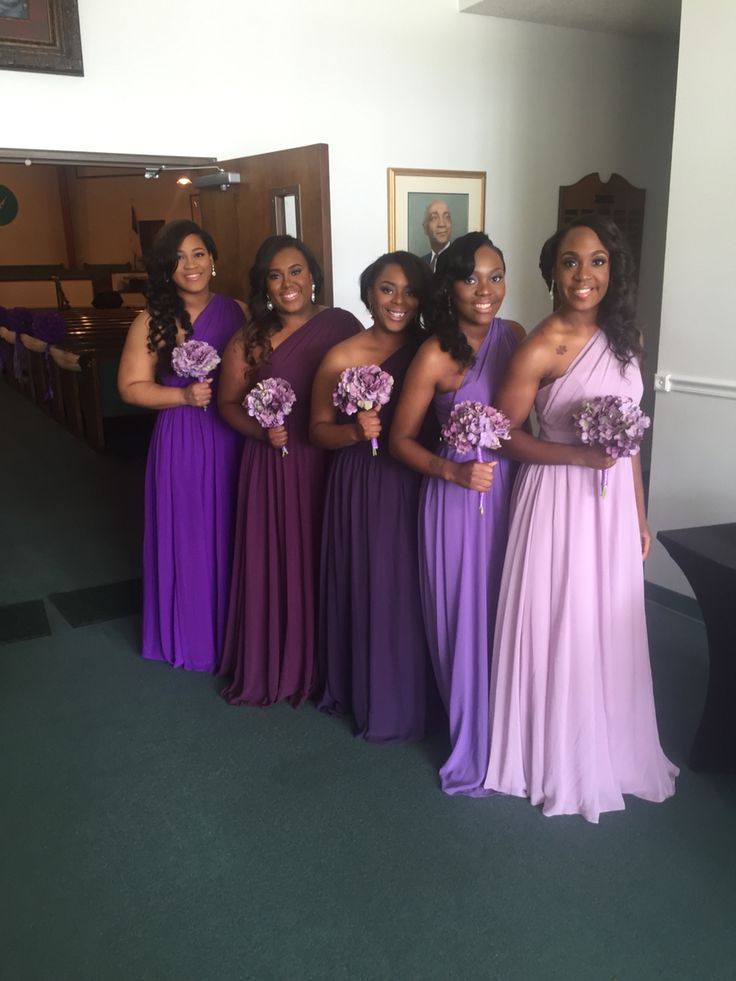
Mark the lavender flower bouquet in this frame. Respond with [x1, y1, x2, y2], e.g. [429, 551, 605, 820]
[245, 377, 296, 457]
[572, 395, 650, 497]
[441, 399, 511, 514]
[332, 364, 394, 456]
[171, 339, 221, 410]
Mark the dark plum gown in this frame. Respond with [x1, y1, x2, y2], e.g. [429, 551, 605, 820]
[219, 307, 361, 707]
[142, 292, 245, 671]
[318, 339, 441, 741]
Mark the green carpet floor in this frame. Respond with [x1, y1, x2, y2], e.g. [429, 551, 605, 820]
[1, 380, 735, 981]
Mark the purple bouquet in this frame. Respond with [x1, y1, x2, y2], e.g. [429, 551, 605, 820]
[332, 364, 394, 456]
[441, 399, 511, 514]
[572, 395, 650, 497]
[245, 377, 296, 457]
[171, 339, 221, 411]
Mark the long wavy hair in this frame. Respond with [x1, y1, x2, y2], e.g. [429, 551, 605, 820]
[431, 232, 506, 368]
[243, 235, 324, 370]
[143, 220, 217, 355]
[539, 215, 641, 366]
[359, 250, 433, 334]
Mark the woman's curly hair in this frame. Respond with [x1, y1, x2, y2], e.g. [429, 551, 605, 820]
[539, 215, 641, 366]
[430, 232, 506, 368]
[143, 220, 217, 356]
[242, 235, 323, 370]
[359, 250, 433, 334]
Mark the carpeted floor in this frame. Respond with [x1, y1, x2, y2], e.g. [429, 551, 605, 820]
[1, 381, 735, 981]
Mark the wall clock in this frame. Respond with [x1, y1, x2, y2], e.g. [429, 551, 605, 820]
[0, 185, 19, 225]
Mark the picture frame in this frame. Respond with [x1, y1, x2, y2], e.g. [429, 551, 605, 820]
[387, 167, 486, 258]
[0, 0, 83, 76]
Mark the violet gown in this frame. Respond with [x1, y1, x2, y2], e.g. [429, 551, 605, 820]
[142, 292, 245, 671]
[318, 340, 441, 742]
[419, 318, 519, 795]
[484, 330, 678, 822]
[219, 308, 361, 707]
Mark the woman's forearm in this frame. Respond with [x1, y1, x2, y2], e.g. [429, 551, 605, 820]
[119, 380, 186, 410]
[310, 420, 361, 450]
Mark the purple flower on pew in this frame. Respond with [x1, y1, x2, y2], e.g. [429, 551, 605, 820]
[245, 377, 296, 457]
[332, 364, 394, 457]
[572, 395, 650, 497]
[30, 312, 68, 401]
[7, 307, 33, 381]
[171, 339, 221, 410]
[0, 306, 6, 373]
[31, 311, 67, 346]
[441, 399, 511, 514]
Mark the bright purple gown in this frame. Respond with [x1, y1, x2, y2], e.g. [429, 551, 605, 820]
[419, 318, 519, 795]
[219, 307, 361, 707]
[142, 292, 245, 671]
[318, 339, 441, 741]
[484, 330, 678, 822]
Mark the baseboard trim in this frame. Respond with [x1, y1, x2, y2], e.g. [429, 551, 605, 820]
[645, 580, 703, 622]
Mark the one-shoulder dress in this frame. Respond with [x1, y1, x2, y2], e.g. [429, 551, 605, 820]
[142, 292, 245, 672]
[419, 318, 519, 795]
[219, 307, 361, 707]
[484, 329, 678, 822]
[318, 339, 441, 741]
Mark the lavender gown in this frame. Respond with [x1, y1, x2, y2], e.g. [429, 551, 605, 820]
[484, 330, 678, 822]
[419, 318, 519, 795]
[142, 293, 245, 671]
[219, 308, 361, 707]
[318, 340, 441, 742]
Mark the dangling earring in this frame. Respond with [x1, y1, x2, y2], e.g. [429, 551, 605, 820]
[311, 283, 316, 304]
[211, 262, 217, 278]
[266, 296, 274, 312]
[549, 281, 555, 301]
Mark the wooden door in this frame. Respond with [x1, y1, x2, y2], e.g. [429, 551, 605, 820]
[197, 143, 333, 306]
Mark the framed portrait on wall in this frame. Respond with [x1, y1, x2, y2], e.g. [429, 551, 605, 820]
[0, 0, 83, 76]
[387, 168, 486, 261]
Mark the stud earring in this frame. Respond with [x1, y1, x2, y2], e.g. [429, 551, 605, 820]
[549, 281, 555, 301]
[211, 262, 217, 278]
[266, 297, 274, 312]
[311, 283, 316, 304]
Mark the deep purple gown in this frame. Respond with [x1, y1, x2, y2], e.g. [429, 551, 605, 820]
[419, 318, 519, 795]
[142, 292, 245, 671]
[220, 307, 361, 707]
[318, 340, 441, 741]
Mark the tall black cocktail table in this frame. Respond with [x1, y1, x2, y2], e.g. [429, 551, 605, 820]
[657, 523, 736, 772]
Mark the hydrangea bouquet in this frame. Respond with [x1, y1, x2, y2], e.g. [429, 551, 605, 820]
[245, 377, 296, 457]
[441, 399, 511, 514]
[171, 339, 222, 411]
[572, 395, 650, 497]
[332, 364, 394, 457]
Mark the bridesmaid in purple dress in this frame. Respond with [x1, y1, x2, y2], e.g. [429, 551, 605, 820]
[390, 233, 525, 795]
[218, 236, 361, 707]
[484, 216, 677, 822]
[311, 251, 440, 741]
[118, 220, 246, 671]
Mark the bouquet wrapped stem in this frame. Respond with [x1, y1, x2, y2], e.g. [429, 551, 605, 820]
[332, 364, 394, 458]
[245, 377, 296, 458]
[441, 400, 511, 516]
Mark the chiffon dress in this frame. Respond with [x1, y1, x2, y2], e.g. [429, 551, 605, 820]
[318, 340, 440, 741]
[142, 292, 245, 671]
[419, 318, 519, 795]
[484, 329, 678, 822]
[219, 307, 361, 707]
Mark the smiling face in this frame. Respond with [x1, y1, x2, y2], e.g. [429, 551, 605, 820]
[452, 244, 506, 330]
[171, 234, 212, 296]
[367, 262, 420, 335]
[554, 225, 610, 313]
[265, 246, 314, 317]
[423, 200, 452, 252]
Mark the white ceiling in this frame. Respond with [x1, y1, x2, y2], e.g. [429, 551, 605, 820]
[459, 0, 681, 40]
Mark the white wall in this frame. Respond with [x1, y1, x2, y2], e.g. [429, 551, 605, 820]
[1, 0, 676, 326]
[646, 0, 736, 595]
